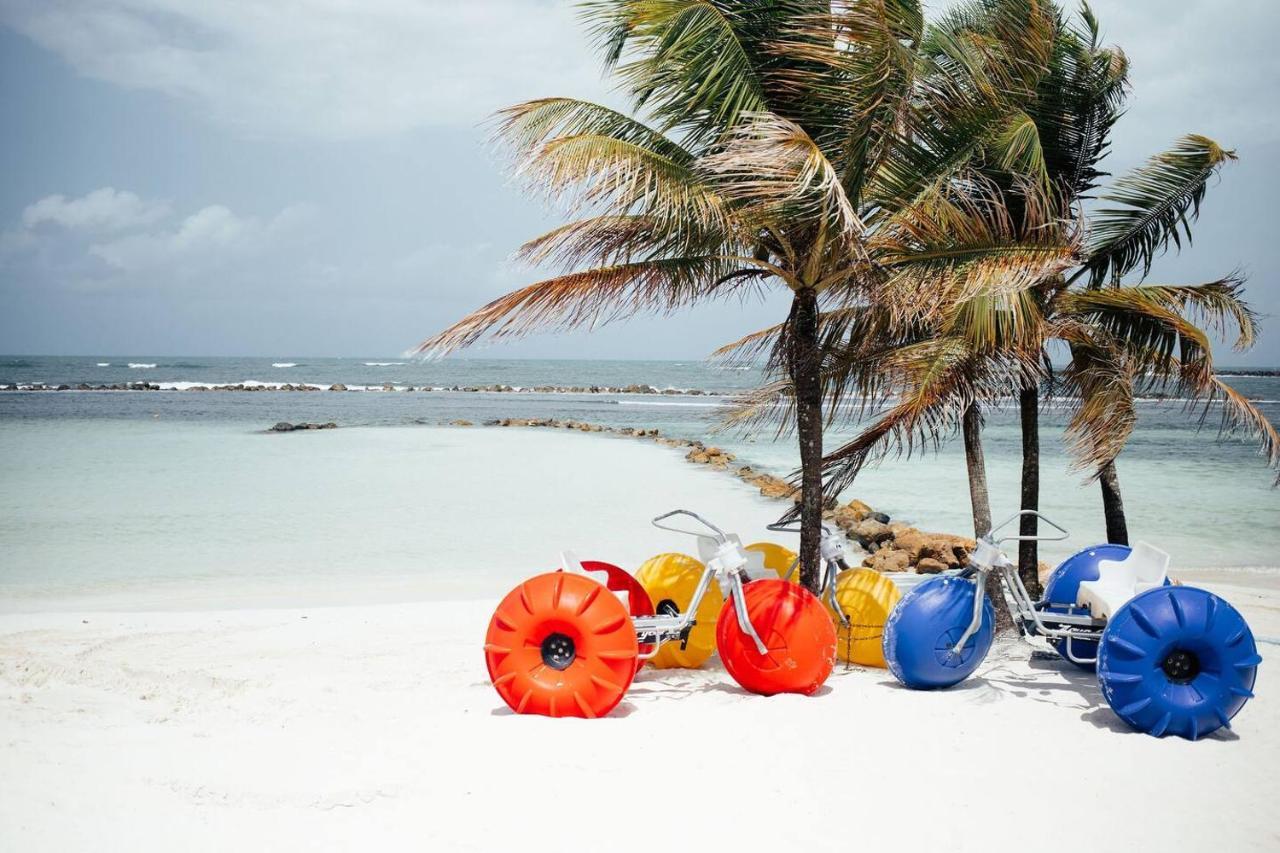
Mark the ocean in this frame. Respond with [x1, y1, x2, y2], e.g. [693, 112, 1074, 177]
[2, 355, 1278, 608]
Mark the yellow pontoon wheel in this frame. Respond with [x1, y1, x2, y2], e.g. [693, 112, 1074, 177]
[745, 542, 799, 582]
[635, 553, 721, 669]
[829, 568, 902, 668]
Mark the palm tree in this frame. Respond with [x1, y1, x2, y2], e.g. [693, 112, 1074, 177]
[413, 1, 1070, 591]
[815, 3, 1278, 595]
[935, 1, 1279, 568]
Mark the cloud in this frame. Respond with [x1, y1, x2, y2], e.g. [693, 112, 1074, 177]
[2, 187, 314, 290]
[22, 187, 171, 232]
[0, 0, 612, 140]
[88, 203, 312, 271]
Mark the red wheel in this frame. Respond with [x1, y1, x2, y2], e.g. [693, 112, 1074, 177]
[716, 579, 837, 696]
[485, 572, 638, 718]
[580, 560, 655, 659]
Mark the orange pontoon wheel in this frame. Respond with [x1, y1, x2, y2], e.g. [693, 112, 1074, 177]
[485, 572, 639, 718]
[716, 579, 837, 696]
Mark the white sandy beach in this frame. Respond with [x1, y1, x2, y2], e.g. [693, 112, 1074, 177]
[1, 429, 1276, 852]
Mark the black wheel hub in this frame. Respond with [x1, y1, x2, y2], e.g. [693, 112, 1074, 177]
[1161, 648, 1201, 684]
[540, 632, 576, 671]
[656, 599, 680, 618]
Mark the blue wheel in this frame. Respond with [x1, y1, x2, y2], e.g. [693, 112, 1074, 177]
[883, 575, 994, 689]
[1097, 586, 1260, 739]
[1042, 544, 1132, 670]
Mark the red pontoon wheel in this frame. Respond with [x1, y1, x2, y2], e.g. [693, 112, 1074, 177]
[716, 579, 837, 696]
[580, 560, 656, 660]
[485, 572, 639, 718]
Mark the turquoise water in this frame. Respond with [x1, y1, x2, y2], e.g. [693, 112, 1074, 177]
[1, 355, 1278, 606]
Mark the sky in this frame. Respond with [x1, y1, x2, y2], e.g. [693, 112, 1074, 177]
[1, 0, 1278, 363]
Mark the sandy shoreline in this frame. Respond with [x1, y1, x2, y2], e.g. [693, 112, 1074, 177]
[2, 428, 1276, 851]
[2, 595, 1276, 852]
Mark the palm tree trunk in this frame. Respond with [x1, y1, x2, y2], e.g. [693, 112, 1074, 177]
[962, 403, 991, 537]
[962, 402, 1014, 633]
[789, 287, 824, 593]
[1018, 385, 1042, 598]
[1099, 459, 1129, 545]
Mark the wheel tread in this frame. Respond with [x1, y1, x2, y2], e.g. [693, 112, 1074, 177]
[1128, 604, 1159, 638]
[1168, 590, 1186, 628]
[1098, 585, 1258, 741]
[1106, 634, 1146, 659]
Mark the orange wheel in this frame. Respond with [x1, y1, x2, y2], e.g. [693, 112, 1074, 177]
[716, 579, 837, 696]
[485, 572, 639, 718]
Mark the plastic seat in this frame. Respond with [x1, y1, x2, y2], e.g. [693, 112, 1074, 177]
[1075, 542, 1171, 620]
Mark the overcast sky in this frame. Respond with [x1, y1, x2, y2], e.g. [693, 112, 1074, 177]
[2, 0, 1278, 363]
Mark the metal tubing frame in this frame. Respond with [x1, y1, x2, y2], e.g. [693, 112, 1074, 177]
[772, 521, 852, 628]
[636, 510, 769, 655]
[950, 511, 1106, 657]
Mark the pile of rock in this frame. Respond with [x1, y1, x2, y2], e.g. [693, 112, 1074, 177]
[685, 445, 735, 468]
[813, 497, 976, 574]
[269, 422, 337, 432]
[487, 417, 662, 438]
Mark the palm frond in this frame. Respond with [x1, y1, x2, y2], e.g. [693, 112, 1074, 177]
[516, 214, 738, 271]
[767, 0, 923, 202]
[1210, 378, 1280, 484]
[868, 177, 1078, 319]
[702, 112, 864, 257]
[944, 287, 1046, 354]
[988, 109, 1049, 191]
[1084, 134, 1237, 285]
[1057, 330, 1137, 475]
[1055, 286, 1217, 380]
[512, 133, 726, 226]
[579, 0, 772, 146]
[1118, 276, 1257, 351]
[710, 320, 784, 366]
[819, 337, 999, 497]
[493, 97, 694, 164]
[412, 256, 752, 356]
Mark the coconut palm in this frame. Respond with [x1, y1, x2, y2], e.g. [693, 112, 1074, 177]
[933, 2, 1279, 568]
[812, 2, 1278, 593]
[413, 0, 1074, 590]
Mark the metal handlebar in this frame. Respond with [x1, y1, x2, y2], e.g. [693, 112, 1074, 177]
[651, 509, 728, 544]
[989, 509, 1070, 545]
[768, 519, 843, 538]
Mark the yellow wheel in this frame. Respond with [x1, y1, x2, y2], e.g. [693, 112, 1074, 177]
[635, 553, 721, 669]
[829, 568, 902, 668]
[745, 542, 799, 582]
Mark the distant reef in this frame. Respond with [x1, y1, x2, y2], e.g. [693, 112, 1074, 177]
[0, 382, 725, 396]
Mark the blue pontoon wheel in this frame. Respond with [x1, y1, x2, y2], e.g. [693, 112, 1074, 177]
[883, 575, 995, 690]
[1097, 585, 1260, 740]
[1042, 544, 1131, 670]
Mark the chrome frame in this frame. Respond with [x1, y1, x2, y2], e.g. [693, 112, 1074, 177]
[951, 510, 1107, 663]
[767, 520, 851, 627]
[634, 510, 770, 655]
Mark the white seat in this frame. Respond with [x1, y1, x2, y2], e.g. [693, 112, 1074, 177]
[1075, 542, 1171, 620]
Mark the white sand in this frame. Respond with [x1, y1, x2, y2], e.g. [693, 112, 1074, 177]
[1, 429, 1276, 851]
